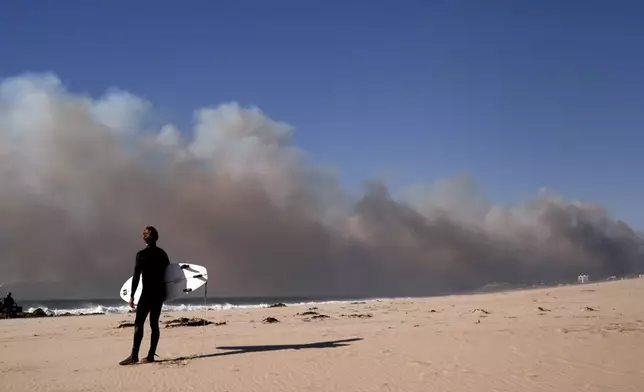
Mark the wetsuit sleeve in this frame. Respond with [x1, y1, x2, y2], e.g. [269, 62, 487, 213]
[130, 252, 142, 298]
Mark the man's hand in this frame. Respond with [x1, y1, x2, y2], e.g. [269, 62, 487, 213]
[129, 296, 135, 309]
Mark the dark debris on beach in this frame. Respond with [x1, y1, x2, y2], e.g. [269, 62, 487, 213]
[164, 317, 216, 328]
[296, 311, 320, 316]
[262, 317, 279, 324]
[1, 308, 49, 319]
[310, 314, 330, 320]
[340, 313, 373, 319]
[295, 310, 331, 321]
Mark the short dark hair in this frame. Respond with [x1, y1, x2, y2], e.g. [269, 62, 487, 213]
[145, 226, 159, 242]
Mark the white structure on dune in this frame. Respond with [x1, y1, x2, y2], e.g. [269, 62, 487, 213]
[578, 274, 590, 284]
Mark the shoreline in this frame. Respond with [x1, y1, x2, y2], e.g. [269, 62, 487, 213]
[7, 275, 639, 319]
[6, 275, 639, 320]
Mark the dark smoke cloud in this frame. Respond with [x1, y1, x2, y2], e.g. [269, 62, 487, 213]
[1, 72, 643, 299]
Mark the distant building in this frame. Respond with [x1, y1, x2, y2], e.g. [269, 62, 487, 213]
[578, 274, 589, 284]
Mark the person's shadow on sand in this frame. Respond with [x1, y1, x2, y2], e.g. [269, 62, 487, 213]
[156, 337, 363, 364]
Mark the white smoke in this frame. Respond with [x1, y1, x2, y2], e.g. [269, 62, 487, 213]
[1, 72, 642, 299]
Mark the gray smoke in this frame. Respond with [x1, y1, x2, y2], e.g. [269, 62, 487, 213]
[1, 72, 642, 299]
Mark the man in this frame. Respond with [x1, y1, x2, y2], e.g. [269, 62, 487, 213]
[120, 226, 170, 365]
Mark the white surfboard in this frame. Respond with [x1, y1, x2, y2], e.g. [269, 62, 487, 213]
[119, 262, 208, 305]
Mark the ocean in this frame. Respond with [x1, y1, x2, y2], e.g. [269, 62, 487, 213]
[19, 295, 381, 317]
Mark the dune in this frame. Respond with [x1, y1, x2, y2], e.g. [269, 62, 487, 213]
[1, 278, 644, 391]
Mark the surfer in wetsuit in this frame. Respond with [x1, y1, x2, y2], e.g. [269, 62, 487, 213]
[120, 226, 170, 365]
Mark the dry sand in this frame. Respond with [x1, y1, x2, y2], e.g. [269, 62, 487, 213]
[1, 278, 644, 392]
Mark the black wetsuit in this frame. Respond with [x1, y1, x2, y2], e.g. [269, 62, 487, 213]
[129, 244, 170, 360]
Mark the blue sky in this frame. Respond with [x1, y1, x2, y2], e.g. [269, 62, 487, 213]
[1, 1, 643, 227]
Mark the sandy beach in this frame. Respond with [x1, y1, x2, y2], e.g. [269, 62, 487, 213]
[1, 278, 643, 392]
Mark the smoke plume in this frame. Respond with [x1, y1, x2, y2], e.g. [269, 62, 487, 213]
[1, 72, 642, 299]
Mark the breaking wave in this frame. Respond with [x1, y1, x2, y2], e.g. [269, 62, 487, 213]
[23, 298, 379, 317]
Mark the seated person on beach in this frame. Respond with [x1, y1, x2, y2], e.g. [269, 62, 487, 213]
[4, 293, 14, 308]
[3, 293, 15, 317]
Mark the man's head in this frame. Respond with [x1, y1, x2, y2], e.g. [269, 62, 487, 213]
[143, 226, 159, 246]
